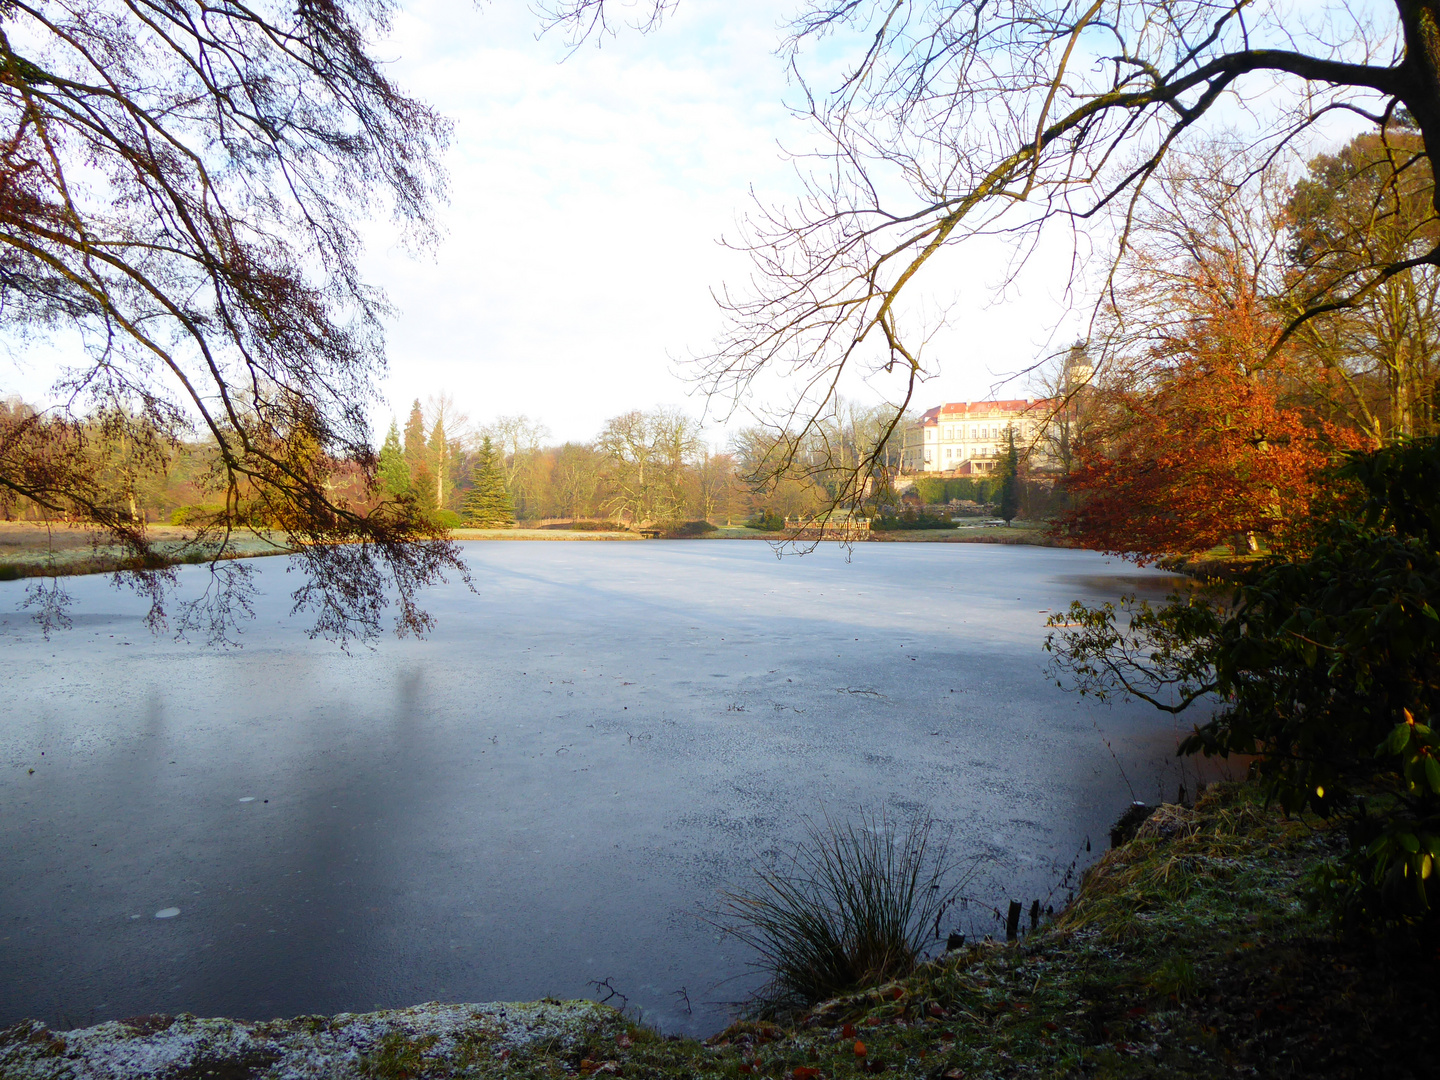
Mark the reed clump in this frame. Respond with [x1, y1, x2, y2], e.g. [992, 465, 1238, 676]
[714, 810, 980, 1015]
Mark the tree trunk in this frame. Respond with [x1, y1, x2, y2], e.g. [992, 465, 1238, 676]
[1397, 1, 1440, 221]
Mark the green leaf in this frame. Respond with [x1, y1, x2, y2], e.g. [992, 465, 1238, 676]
[1426, 757, 1440, 794]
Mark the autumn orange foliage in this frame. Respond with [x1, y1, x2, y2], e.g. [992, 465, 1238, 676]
[1058, 362, 1356, 561]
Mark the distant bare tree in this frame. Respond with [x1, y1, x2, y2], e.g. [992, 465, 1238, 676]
[481, 415, 550, 486]
[596, 408, 700, 525]
[551, 441, 604, 520]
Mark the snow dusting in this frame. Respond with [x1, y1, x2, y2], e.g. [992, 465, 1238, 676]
[0, 1000, 617, 1079]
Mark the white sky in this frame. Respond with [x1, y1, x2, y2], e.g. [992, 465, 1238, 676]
[365, 0, 1090, 445]
[3, 0, 1385, 448]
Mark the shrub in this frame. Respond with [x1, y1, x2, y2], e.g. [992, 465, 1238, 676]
[169, 504, 226, 526]
[569, 519, 629, 532]
[911, 477, 948, 504]
[746, 509, 786, 531]
[431, 509, 463, 529]
[663, 519, 718, 537]
[1047, 437, 1440, 928]
[713, 811, 976, 1015]
[872, 510, 956, 531]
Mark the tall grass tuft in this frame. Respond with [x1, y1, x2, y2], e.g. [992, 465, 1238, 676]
[715, 810, 979, 1014]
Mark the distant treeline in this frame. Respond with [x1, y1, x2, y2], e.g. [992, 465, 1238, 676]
[1, 393, 1040, 529]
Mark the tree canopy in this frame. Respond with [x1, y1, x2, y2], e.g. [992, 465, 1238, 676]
[1, 0, 461, 642]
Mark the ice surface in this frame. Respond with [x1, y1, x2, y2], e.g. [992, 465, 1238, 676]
[0, 541, 1205, 1036]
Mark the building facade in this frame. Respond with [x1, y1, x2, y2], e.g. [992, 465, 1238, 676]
[902, 399, 1058, 474]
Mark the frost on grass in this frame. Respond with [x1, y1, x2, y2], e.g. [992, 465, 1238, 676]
[0, 1000, 619, 1080]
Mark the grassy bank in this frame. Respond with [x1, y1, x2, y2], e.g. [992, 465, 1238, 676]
[0, 523, 296, 581]
[707, 521, 1066, 546]
[448, 528, 642, 542]
[872, 521, 1069, 546]
[509, 782, 1433, 1079]
[8, 783, 1432, 1079]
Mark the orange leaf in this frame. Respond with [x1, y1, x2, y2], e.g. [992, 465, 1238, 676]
[841, 1024, 856, 1039]
[853, 1040, 867, 1057]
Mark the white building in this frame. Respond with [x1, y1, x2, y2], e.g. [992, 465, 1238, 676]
[902, 399, 1058, 474]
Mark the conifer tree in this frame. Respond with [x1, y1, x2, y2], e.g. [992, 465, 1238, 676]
[412, 463, 439, 516]
[463, 436, 515, 527]
[427, 417, 449, 509]
[996, 427, 1021, 525]
[378, 421, 411, 498]
[403, 399, 427, 480]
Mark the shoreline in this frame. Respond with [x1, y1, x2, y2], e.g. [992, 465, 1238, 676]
[5, 782, 1430, 1078]
[0, 522, 1069, 581]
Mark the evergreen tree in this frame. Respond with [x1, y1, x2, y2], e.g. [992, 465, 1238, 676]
[996, 426, 1021, 525]
[412, 463, 439, 516]
[378, 420, 410, 498]
[403, 399, 426, 480]
[427, 417, 449, 509]
[463, 436, 515, 527]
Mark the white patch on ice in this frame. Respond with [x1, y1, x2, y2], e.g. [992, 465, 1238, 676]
[238, 797, 255, 803]
[154, 908, 179, 919]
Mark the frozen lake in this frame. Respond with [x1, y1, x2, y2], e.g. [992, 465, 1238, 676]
[0, 540, 1216, 1036]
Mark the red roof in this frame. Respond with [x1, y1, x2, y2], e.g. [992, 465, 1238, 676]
[917, 399, 1055, 426]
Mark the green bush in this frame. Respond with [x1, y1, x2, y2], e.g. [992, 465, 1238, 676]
[169, 504, 225, 526]
[746, 509, 786, 531]
[905, 477, 998, 505]
[911, 476, 948, 504]
[1047, 437, 1440, 928]
[431, 509, 463, 529]
[872, 510, 957, 531]
[663, 519, 718, 537]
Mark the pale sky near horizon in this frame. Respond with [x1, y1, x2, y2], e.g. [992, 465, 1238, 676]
[363, 0, 1091, 446]
[2, 0, 1383, 449]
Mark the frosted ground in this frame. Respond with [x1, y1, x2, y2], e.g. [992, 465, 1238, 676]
[0, 541, 1213, 1037]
